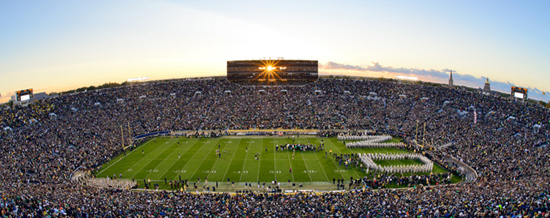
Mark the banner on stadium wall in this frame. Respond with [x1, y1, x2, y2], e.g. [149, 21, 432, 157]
[133, 131, 170, 139]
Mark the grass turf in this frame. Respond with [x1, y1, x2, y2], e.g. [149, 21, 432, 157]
[96, 136, 459, 190]
[374, 159, 424, 166]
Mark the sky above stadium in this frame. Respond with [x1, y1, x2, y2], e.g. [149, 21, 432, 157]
[1, 0, 549, 103]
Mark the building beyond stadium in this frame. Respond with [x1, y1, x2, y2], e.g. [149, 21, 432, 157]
[227, 59, 318, 85]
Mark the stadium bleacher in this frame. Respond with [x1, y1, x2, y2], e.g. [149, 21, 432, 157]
[0, 78, 548, 217]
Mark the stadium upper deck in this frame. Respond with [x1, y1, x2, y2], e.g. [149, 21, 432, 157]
[227, 59, 318, 85]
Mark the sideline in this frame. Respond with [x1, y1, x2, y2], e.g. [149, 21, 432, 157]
[97, 139, 154, 175]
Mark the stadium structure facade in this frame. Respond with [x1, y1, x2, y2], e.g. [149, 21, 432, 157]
[227, 59, 318, 85]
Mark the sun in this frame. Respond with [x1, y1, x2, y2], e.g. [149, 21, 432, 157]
[253, 59, 283, 84]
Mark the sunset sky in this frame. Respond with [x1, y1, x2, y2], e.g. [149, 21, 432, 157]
[1, 0, 549, 102]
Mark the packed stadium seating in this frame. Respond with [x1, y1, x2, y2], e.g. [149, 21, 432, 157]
[0, 78, 548, 216]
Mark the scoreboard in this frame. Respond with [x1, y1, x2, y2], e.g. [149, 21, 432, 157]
[511, 86, 528, 99]
[16, 89, 34, 101]
[227, 59, 318, 85]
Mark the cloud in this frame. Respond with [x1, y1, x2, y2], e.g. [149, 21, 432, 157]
[320, 61, 549, 101]
[320, 61, 450, 79]
[319, 62, 368, 71]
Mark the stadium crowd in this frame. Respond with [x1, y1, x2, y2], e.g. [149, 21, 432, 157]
[0, 77, 549, 216]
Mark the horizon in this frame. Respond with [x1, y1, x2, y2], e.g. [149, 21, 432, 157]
[1, 0, 549, 103]
[8, 74, 535, 99]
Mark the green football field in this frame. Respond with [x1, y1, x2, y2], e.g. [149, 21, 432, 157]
[96, 136, 458, 190]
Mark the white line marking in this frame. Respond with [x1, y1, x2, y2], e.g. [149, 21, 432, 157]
[187, 138, 222, 180]
[98, 139, 154, 175]
[156, 139, 200, 180]
[221, 138, 242, 181]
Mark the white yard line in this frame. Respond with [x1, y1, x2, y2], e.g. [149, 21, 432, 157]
[187, 138, 221, 180]
[125, 138, 177, 178]
[206, 139, 231, 180]
[170, 138, 221, 181]
[256, 140, 262, 181]
[299, 151, 314, 182]
[239, 138, 254, 181]
[98, 139, 154, 175]
[320, 140, 346, 179]
[271, 138, 277, 181]
[312, 147, 330, 181]
[433, 167, 445, 174]
[326, 139, 360, 179]
[156, 139, 200, 180]
[221, 138, 242, 181]
[285, 145, 295, 182]
[272, 137, 286, 182]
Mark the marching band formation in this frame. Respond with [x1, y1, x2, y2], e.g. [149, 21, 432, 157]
[337, 135, 392, 141]
[347, 141, 406, 149]
[338, 134, 431, 173]
[359, 153, 434, 173]
[338, 134, 406, 148]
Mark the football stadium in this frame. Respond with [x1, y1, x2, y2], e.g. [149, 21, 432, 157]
[2, 1, 550, 217]
[1, 75, 549, 216]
